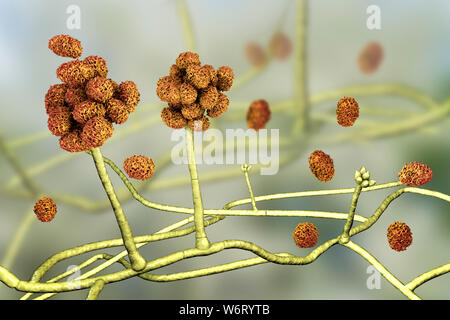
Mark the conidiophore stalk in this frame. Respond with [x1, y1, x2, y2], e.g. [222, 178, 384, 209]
[91, 147, 146, 271]
[185, 127, 210, 250]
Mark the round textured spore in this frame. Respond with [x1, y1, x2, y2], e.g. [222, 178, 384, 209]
[293, 222, 319, 248]
[185, 65, 210, 89]
[161, 107, 187, 129]
[387, 222, 413, 252]
[199, 86, 219, 110]
[83, 56, 108, 78]
[56, 59, 95, 87]
[81, 116, 114, 149]
[246, 99, 271, 130]
[245, 42, 266, 67]
[216, 66, 234, 91]
[156, 76, 181, 105]
[117, 81, 140, 112]
[207, 92, 229, 118]
[123, 155, 155, 181]
[398, 162, 433, 187]
[308, 150, 335, 182]
[179, 83, 197, 105]
[48, 34, 82, 58]
[170, 64, 185, 80]
[337, 97, 359, 127]
[34, 197, 57, 222]
[203, 64, 218, 87]
[106, 98, 130, 124]
[181, 103, 204, 120]
[269, 32, 292, 60]
[59, 129, 89, 152]
[85, 77, 115, 103]
[45, 84, 68, 115]
[65, 86, 87, 109]
[358, 42, 383, 74]
[73, 100, 106, 124]
[175, 52, 201, 69]
[47, 107, 72, 136]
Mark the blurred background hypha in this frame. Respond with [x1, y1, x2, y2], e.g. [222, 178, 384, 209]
[0, 0, 449, 299]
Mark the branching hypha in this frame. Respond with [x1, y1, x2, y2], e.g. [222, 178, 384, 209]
[0, 1, 449, 300]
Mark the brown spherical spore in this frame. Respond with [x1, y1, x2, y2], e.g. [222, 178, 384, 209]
[207, 92, 229, 118]
[269, 32, 293, 61]
[56, 59, 95, 87]
[293, 222, 319, 248]
[185, 65, 210, 89]
[175, 52, 201, 69]
[81, 116, 114, 149]
[83, 55, 108, 78]
[308, 150, 335, 182]
[47, 107, 72, 136]
[156, 76, 181, 105]
[179, 83, 197, 105]
[161, 107, 187, 129]
[337, 97, 359, 127]
[181, 103, 204, 120]
[106, 98, 130, 124]
[199, 86, 219, 110]
[216, 66, 234, 91]
[59, 129, 89, 152]
[398, 162, 433, 187]
[246, 99, 271, 130]
[33, 197, 57, 222]
[117, 81, 141, 112]
[73, 100, 106, 124]
[203, 64, 218, 87]
[170, 64, 185, 80]
[85, 76, 115, 103]
[65, 86, 87, 109]
[123, 155, 155, 181]
[48, 34, 82, 58]
[45, 84, 68, 115]
[188, 116, 210, 132]
[358, 42, 383, 74]
[245, 42, 266, 67]
[387, 222, 413, 252]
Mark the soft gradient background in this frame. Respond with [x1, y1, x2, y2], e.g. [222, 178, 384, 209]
[0, 0, 449, 299]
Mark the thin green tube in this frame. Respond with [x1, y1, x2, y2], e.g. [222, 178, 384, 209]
[91, 147, 146, 271]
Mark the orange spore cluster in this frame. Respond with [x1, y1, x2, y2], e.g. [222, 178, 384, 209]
[45, 34, 141, 152]
[293, 222, 319, 248]
[156, 52, 233, 131]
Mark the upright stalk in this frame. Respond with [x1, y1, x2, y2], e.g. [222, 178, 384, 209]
[185, 127, 210, 250]
[339, 184, 362, 244]
[91, 147, 146, 271]
[176, 0, 196, 51]
[292, 0, 309, 135]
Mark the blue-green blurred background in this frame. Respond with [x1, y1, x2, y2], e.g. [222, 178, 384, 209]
[0, 0, 448, 299]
